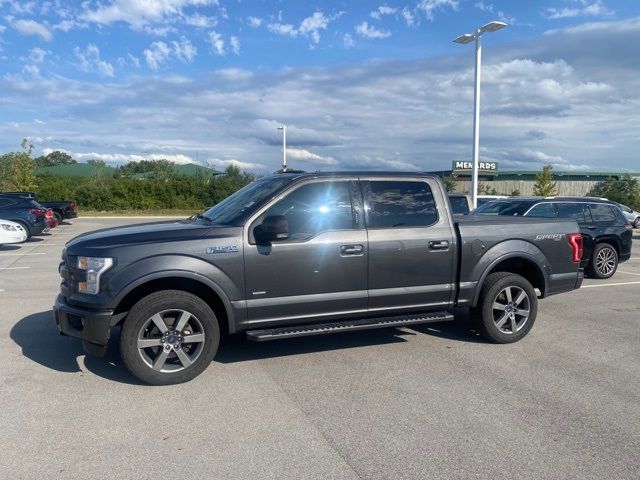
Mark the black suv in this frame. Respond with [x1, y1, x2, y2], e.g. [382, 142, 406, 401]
[472, 197, 633, 279]
[0, 195, 48, 238]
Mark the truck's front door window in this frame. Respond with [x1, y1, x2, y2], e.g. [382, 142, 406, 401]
[365, 181, 437, 228]
[263, 181, 354, 241]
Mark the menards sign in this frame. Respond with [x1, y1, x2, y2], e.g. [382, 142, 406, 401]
[452, 160, 498, 176]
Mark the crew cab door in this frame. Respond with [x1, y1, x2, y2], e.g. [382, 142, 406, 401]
[362, 178, 455, 312]
[243, 179, 367, 326]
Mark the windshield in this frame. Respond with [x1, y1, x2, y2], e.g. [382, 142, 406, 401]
[202, 176, 292, 225]
[472, 200, 536, 216]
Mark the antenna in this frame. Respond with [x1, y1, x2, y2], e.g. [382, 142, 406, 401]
[277, 125, 287, 171]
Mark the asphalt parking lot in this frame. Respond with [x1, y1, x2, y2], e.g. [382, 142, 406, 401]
[1, 217, 639, 480]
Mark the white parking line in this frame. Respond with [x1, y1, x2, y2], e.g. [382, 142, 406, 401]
[582, 281, 640, 289]
[0, 252, 46, 256]
[617, 270, 640, 276]
[0, 266, 30, 271]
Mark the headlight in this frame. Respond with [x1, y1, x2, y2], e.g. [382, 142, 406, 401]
[1, 224, 17, 231]
[77, 256, 113, 294]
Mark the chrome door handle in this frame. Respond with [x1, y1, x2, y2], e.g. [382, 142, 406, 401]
[340, 244, 364, 256]
[428, 240, 450, 251]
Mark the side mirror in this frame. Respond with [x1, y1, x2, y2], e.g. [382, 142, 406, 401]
[255, 215, 288, 243]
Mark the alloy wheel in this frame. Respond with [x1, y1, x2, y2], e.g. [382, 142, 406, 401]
[492, 286, 530, 334]
[595, 246, 616, 277]
[136, 309, 206, 373]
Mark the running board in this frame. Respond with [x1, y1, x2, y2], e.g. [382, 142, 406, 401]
[246, 311, 454, 342]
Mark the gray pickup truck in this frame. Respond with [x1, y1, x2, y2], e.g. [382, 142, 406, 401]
[54, 172, 584, 385]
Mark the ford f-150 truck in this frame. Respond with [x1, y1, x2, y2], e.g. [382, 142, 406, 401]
[54, 172, 584, 385]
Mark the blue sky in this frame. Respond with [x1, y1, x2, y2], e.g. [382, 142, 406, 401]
[0, 0, 639, 173]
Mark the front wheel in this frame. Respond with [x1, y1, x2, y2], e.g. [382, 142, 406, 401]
[634, 217, 640, 229]
[587, 243, 618, 279]
[472, 272, 538, 344]
[120, 290, 220, 385]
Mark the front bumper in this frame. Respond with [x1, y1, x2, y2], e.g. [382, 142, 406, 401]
[53, 295, 116, 357]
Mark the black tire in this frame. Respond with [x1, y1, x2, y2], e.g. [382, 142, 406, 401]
[472, 272, 538, 344]
[587, 243, 618, 279]
[53, 212, 63, 224]
[120, 290, 220, 385]
[634, 217, 640, 229]
[14, 220, 31, 239]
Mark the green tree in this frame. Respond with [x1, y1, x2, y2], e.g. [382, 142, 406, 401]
[589, 174, 640, 210]
[443, 177, 456, 192]
[2, 139, 37, 191]
[34, 150, 76, 167]
[533, 165, 557, 196]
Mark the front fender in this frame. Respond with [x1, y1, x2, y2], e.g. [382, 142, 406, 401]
[107, 255, 240, 328]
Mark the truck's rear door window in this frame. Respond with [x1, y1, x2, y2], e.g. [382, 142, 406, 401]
[365, 181, 437, 228]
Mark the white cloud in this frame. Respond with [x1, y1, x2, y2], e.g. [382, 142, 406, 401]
[267, 11, 339, 44]
[74, 44, 115, 77]
[28, 47, 48, 63]
[371, 5, 397, 20]
[13, 19, 52, 41]
[209, 31, 225, 55]
[144, 41, 172, 70]
[23, 64, 40, 76]
[61, 151, 195, 164]
[343, 33, 355, 48]
[81, 0, 220, 27]
[287, 147, 337, 165]
[230, 36, 240, 55]
[546, 1, 614, 20]
[247, 16, 262, 28]
[416, 0, 459, 20]
[172, 36, 197, 63]
[182, 13, 217, 28]
[401, 7, 416, 26]
[355, 22, 391, 39]
[267, 23, 298, 37]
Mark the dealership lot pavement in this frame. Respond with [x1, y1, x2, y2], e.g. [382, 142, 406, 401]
[1, 218, 639, 480]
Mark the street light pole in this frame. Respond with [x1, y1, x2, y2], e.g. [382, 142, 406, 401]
[277, 125, 287, 171]
[471, 32, 482, 210]
[454, 21, 507, 209]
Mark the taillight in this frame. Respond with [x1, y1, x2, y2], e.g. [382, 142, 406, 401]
[568, 233, 583, 263]
[45, 209, 53, 218]
[70, 202, 76, 211]
[27, 208, 44, 216]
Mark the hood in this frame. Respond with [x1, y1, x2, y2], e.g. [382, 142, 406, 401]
[66, 220, 212, 252]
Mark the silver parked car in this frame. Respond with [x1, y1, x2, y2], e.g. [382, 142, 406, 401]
[616, 203, 640, 228]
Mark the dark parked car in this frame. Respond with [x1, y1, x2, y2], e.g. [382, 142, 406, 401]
[55, 172, 584, 385]
[472, 197, 633, 279]
[0, 191, 77, 223]
[0, 195, 48, 238]
[448, 193, 473, 215]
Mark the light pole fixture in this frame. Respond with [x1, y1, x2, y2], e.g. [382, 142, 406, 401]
[454, 21, 507, 208]
[277, 125, 287, 171]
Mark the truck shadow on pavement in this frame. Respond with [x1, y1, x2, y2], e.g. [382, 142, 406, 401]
[12, 309, 485, 383]
[10, 310, 144, 385]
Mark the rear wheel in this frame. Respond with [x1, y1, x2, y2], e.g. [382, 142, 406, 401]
[587, 243, 618, 279]
[472, 272, 538, 344]
[120, 290, 220, 385]
[53, 212, 63, 224]
[634, 217, 640, 229]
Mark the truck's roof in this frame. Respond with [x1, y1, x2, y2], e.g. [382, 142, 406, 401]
[271, 171, 440, 179]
